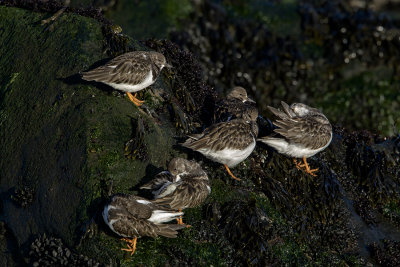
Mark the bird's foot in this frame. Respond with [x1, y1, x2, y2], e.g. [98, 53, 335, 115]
[176, 215, 184, 225]
[304, 166, 318, 177]
[127, 92, 144, 106]
[293, 159, 304, 169]
[294, 157, 318, 177]
[224, 164, 241, 181]
[121, 237, 137, 256]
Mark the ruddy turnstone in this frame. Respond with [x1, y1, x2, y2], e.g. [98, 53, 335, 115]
[140, 158, 210, 224]
[102, 194, 186, 255]
[258, 101, 332, 176]
[82, 51, 170, 106]
[182, 108, 259, 181]
[214, 86, 256, 123]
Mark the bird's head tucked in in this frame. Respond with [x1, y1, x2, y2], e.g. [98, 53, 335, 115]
[168, 158, 206, 179]
[290, 103, 322, 117]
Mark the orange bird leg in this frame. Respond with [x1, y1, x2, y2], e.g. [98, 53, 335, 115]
[175, 209, 191, 227]
[121, 237, 137, 256]
[224, 164, 241, 181]
[176, 208, 184, 225]
[127, 92, 144, 106]
[302, 156, 318, 176]
[294, 159, 304, 169]
[294, 157, 318, 176]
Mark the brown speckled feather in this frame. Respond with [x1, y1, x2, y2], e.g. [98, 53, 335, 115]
[142, 158, 210, 210]
[140, 171, 174, 191]
[267, 102, 332, 150]
[152, 178, 210, 210]
[82, 51, 162, 86]
[182, 119, 259, 151]
[105, 194, 185, 239]
[214, 100, 257, 123]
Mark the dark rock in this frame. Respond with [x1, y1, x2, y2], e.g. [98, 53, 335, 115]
[11, 184, 35, 208]
[27, 234, 104, 266]
[369, 239, 400, 266]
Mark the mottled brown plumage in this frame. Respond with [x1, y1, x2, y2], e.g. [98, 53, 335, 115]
[214, 86, 256, 123]
[141, 158, 210, 211]
[103, 194, 185, 239]
[261, 101, 332, 152]
[182, 108, 258, 180]
[82, 51, 165, 89]
[82, 51, 169, 106]
[184, 119, 258, 152]
[258, 101, 332, 176]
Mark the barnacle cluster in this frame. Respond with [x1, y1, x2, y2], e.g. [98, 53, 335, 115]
[28, 234, 103, 267]
[11, 184, 35, 208]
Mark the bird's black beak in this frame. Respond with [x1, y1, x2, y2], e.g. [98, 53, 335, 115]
[246, 97, 256, 104]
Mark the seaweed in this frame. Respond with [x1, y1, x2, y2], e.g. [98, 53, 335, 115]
[124, 116, 149, 161]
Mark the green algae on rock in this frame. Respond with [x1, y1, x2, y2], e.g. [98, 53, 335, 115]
[0, 4, 103, 255]
[0, 4, 176, 265]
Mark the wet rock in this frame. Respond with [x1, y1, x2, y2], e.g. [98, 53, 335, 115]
[27, 234, 104, 266]
[145, 39, 218, 129]
[217, 198, 277, 265]
[369, 239, 400, 266]
[11, 184, 35, 208]
[124, 116, 149, 161]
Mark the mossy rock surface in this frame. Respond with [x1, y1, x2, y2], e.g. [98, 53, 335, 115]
[0, 5, 103, 245]
[0, 6, 178, 265]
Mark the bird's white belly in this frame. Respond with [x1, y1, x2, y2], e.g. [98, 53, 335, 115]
[285, 143, 321, 158]
[265, 133, 332, 158]
[199, 139, 256, 167]
[105, 70, 154, 93]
